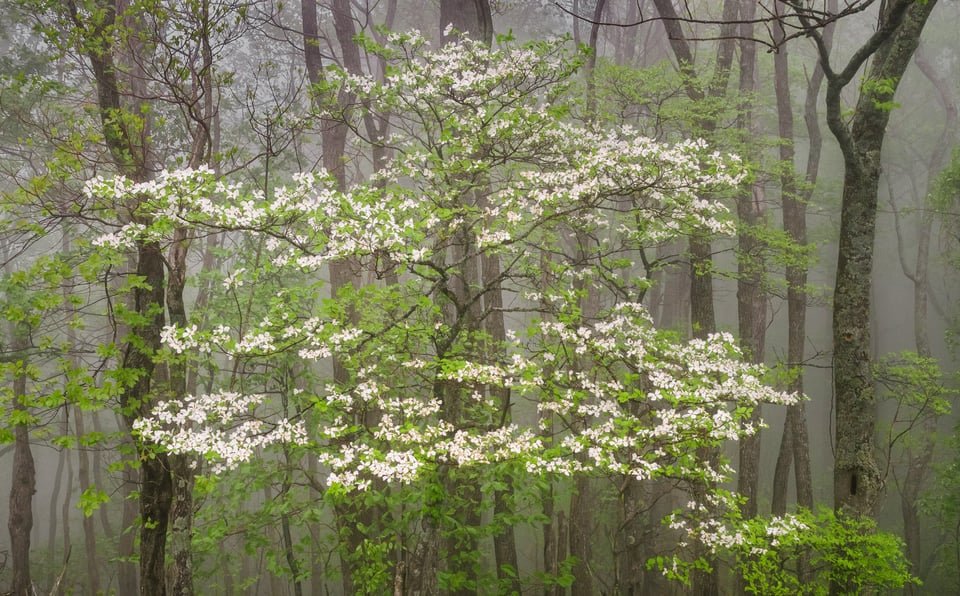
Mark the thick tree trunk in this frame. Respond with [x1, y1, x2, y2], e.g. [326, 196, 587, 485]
[169, 455, 194, 596]
[825, 0, 937, 521]
[832, 170, 885, 517]
[302, 1, 368, 590]
[7, 330, 35, 596]
[167, 201, 194, 596]
[72, 2, 172, 593]
[119, 240, 170, 596]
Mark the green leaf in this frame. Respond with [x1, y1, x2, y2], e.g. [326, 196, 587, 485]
[78, 486, 110, 517]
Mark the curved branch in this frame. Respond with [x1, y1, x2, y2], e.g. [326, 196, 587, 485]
[555, 0, 882, 51]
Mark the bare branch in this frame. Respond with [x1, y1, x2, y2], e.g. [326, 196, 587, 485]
[555, 0, 883, 51]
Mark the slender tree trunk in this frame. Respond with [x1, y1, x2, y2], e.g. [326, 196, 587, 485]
[119, 450, 140, 595]
[569, 477, 595, 596]
[770, 0, 822, 516]
[614, 1, 640, 65]
[90, 412, 115, 539]
[567, 230, 601, 596]
[538, 255, 561, 596]
[59, 437, 74, 596]
[61, 230, 103, 594]
[650, 242, 689, 333]
[735, 0, 765, 527]
[306, 455, 326, 596]
[771, 0, 831, 521]
[541, 482, 559, 596]
[616, 461, 650, 594]
[482, 250, 521, 593]
[47, 430, 65, 572]
[75, 410, 102, 594]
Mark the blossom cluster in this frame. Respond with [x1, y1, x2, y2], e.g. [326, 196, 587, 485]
[85, 36, 741, 278]
[298, 300, 796, 490]
[133, 392, 308, 473]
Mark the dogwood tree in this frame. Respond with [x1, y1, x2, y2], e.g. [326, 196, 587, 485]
[84, 32, 800, 591]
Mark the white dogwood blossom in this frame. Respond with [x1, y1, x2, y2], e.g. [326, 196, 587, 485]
[133, 392, 308, 473]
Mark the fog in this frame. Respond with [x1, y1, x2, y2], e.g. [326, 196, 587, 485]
[2, 1, 960, 594]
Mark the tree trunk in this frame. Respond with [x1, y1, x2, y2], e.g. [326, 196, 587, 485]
[770, 0, 823, 517]
[482, 250, 521, 594]
[7, 329, 35, 596]
[569, 476, 595, 596]
[47, 427, 65, 572]
[301, 0, 366, 590]
[735, 0, 765, 526]
[121, 239, 171, 596]
[167, 209, 194, 596]
[169, 454, 194, 596]
[72, 2, 172, 592]
[566, 230, 601, 596]
[824, 0, 937, 521]
[59, 439, 74, 596]
[306, 455, 326, 596]
[440, 0, 493, 44]
[61, 230, 103, 594]
[119, 449, 140, 596]
[541, 481, 559, 596]
[75, 409, 102, 594]
[91, 413, 115, 539]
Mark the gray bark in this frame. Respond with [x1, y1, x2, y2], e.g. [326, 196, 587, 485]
[817, 0, 938, 522]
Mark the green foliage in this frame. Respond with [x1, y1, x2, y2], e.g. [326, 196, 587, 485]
[861, 76, 902, 112]
[875, 351, 953, 417]
[931, 145, 960, 211]
[663, 503, 917, 594]
[734, 509, 917, 595]
[874, 351, 953, 472]
[78, 485, 110, 517]
[921, 420, 960, 591]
